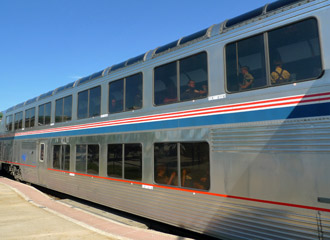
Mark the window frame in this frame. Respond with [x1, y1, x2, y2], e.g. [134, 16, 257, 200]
[108, 72, 143, 114]
[224, 17, 323, 93]
[153, 51, 209, 106]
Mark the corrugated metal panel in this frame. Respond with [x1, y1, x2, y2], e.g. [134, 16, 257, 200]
[211, 119, 330, 153]
[44, 171, 321, 239]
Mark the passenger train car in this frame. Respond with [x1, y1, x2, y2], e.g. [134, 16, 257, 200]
[1, 0, 330, 239]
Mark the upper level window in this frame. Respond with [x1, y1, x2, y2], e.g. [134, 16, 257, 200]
[268, 18, 322, 84]
[5, 115, 13, 131]
[77, 86, 101, 119]
[225, 18, 322, 92]
[38, 102, 51, 126]
[226, 34, 267, 92]
[109, 73, 142, 114]
[25, 107, 35, 128]
[154, 142, 210, 190]
[14, 112, 23, 130]
[154, 52, 208, 105]
[55, 95, 72, 123]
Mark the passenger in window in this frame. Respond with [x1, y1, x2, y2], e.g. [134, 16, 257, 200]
[193, 171, 210, 190]
[156, 165, 177, 185]
[181, 80, 207, 101]
[271, 60, 291, 84]
[239, 66, 254, 90]
[109, 97, 122, 113]
[181, 168, 193, 188]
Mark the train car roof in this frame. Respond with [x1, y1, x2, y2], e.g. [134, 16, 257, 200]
[3, 0, 308, 114]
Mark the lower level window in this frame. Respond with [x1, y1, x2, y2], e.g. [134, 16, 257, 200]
[154, 142, 210, 190]
[107, 143, 142, 181]
[76, 144, 99, 175]
[53, 145, 70, 171]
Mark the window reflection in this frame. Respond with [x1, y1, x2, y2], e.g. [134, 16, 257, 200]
[107, 143, 142, 181]
[109, 73, 143, 114]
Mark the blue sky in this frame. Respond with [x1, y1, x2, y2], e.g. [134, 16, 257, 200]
[0, 0, 270, 112]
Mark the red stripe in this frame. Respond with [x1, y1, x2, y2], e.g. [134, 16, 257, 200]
[0, 160, 36, 168]
[47, 168, 330, 213]
[4, 91, 330, 138]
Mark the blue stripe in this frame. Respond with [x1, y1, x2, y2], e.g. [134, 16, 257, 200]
[5, 102, 330, 141]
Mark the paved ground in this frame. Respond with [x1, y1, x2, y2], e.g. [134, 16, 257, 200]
[0, 177, 189, 240]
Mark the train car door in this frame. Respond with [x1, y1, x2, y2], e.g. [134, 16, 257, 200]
[37, 141, 48, 186]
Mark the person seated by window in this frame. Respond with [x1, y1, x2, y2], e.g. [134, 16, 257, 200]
[181, 80, 207, 101]
[239, 66, 254, 90]
[193, 176, 209, 190]
[271, 60, 291, 84]
[109, 97, 122, 113]
[181, 168, 193, 188]
[155, 165, 177, 185]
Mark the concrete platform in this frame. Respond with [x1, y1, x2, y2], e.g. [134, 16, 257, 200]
[0, 177, 189, 240]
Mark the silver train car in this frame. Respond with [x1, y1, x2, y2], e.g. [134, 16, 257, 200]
[1, 0, 330, 239]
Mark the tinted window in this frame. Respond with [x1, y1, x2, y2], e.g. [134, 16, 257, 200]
[38, 105, 44, 125]
[87, 145, 99, 175]
[226, 34, 267, 92]
[45, 102, 51, 125]
[76, 145, 87, 173]
[6, 115, 13, 131]
[268, 18, 322, 84]
[107, 144, 123, 178]
[124, 144, 142, 181]
[78, 86, 101, 119]
[180, 53, 208, 101]
[154, 52, 208, 105]
[78, 90, 88, 119]
[225, 18, 323, 92]
[154, 62, 177, 105]
[109, 80, 124, 113]
[76, 144, 99, 175]
[126, 74, 142, 111]
[14, 111, 23, 130]
[53, 145, 70, 171]
[55, 96, 72, 123]
[55, 98, 63, 123]
[89, 87, 101, 118]
[38, 102, 51, 126]
[109, 73, 143, 114]
[154, 142, 210, 190]
[154, 143, 178, 186]
[180, 142, 210, 190]
[63, 96, 72, 122]
[107, 143, 142, 181]
[25, 108, 35, 128]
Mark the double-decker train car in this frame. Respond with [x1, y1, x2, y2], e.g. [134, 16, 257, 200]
[1, 0, 330, 239]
